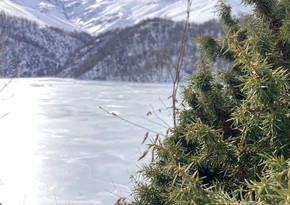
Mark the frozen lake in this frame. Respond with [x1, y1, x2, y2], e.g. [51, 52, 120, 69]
[0, 78, 173, 205]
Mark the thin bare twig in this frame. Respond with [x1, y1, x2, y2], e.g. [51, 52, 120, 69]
[141, 116, 169, 129]
[0, 79, 13, 120]
[159, 97, 173, 117]
[149, 104, 171, 128]
[0, 78, 13, 93]
[99, 106, 166, 137]
[0, 113, 8, 120]
[172, 0, 192, 127]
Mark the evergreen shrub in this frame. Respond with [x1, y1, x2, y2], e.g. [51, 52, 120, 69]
[131, 0, 290, 204]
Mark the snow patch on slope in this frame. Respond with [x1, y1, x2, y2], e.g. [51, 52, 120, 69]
[0, 0, 79, 32]
[1, 0, 250, 35]
[0, 0, 46, 26]
[71, 0, 250, 34]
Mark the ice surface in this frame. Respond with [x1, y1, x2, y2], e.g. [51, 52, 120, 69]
[0, 78, 173, 205]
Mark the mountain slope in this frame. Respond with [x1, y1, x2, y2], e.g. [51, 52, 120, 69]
[0, 13, 222, 82]
[1, 0, 250, 35]
[0, 0, 79, 32]
[0, 0, 248, 82]
[58, 18, 223, 82]
[0, 13, 223, 82]
[0, 12, 93, 77]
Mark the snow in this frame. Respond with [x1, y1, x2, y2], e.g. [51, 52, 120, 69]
[0, 78, 173, 205]
[0, 0, 46, 26]
[0, 0, 251, 35]
[0, 0, 80, 32]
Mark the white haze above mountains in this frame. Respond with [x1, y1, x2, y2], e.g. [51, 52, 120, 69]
[0, 0, 250, 35]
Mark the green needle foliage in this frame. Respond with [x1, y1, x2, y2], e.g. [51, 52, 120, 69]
[130, 0, 290, 204]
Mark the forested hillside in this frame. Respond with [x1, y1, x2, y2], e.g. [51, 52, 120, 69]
[60, 18, 223, 82]
[0, 12, 223, 82]
[0, 12, 90, 77]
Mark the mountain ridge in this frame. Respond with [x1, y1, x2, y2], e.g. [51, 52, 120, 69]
[0, 1, 249, 82]
[0, 12, 223, 82]
[0, 0, 250, 35]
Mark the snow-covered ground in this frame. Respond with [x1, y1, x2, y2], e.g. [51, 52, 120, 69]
[0, 0, 250, 35]
[0, 78, 173, 205]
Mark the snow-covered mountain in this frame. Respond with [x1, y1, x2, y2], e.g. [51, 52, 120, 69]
[0, 12, 93, 77]
[0, 0, 249, 35]
[0, 0, 250, 82]
[0, 12, 223, 81]
[58, 18, 223, 82]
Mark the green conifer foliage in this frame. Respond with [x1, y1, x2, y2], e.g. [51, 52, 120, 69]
[131, 0, 290, 204]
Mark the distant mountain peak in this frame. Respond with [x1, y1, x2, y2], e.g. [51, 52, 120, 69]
[1, 0, 250, 35]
